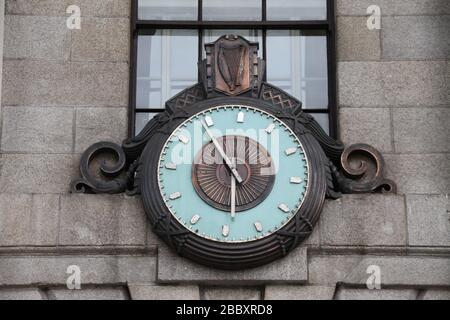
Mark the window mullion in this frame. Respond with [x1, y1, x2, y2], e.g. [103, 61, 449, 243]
[161, 30, 172, 106]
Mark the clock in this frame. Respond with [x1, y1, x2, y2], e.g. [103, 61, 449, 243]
[72, 35, 396, 270]
[158, 104, 308, 242]
[139, 97, 327, 269]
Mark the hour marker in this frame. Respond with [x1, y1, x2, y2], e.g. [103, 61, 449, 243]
[237, 111, 245, 123]
[222, 225, 230, 237]
[290, 177, 302, 184]
[265, 123, 275, 134]
[285, 147, 297, 156]
[190, 214, 200, 225]
[165, 162, 177, 170]
[254, 222, 263, 232]
[204, 116, 214, 127]
[169, 192, 181, 200]
[178, 135, 189, 144]
[278, 203, 290, 213]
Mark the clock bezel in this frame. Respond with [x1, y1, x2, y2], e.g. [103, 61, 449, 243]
[157, 104, 310, 243]
[139, 96, 327, 270]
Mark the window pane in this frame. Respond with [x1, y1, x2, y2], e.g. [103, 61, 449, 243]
[266, 30, 328, 109]
[310, 113, 329, 135]
[267, 0, 327, 20]
[135, 112, 162, 136]
[136, 30, 198, 109]
[202, 30, 263, 57]
[203, 0, 261, 21]
[138, 0, 198, 20]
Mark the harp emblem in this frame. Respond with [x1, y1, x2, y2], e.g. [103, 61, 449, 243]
[211, 35, 252, 95]
[218, 44, 246, 92]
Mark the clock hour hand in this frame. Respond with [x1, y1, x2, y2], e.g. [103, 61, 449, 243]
[200, 120, 243, 184]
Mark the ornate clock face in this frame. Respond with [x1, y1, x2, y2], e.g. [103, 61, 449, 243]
[158, 105, 309, 243]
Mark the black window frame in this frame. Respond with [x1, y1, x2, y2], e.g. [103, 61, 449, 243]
[129, 0, 337, 138]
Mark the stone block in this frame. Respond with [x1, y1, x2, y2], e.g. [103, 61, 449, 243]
[48, 287, 128, 300]
[0, 154, 77, 194]
[30, 194, 61, 245]
[6, 0, 130, 17]
[203, 287, 262, 300]
[343, 256, 450, 286]
[0, 288, 44, 300]
[1, 107, 73, 153]
[337, 17, 380, 61]
[4, 15, 70, 60]
[0, 194, 59, 246]
[71, 18, 129, 61]
[77, 0, 131, 18]
[422, 289, 450, 300]
[393, 108, 450, 153]
[337, 0, 450, 16]
[2, 60, 129, 107]
[119, 256, 157, 284]
[336, 288, 417, 300]
[338, 62, 383, 107]
[129, 285, 200, 300]
[383, 16, 450, 60]
[265, 285, 335, 300]
[339, 108, 392, 153]
[75, 107, 127, 152]
[406, 195, 450, 247]
[157, 245, 308, 284]
[338, 61, 450, 108]
[59, 194, 146, 246]
[0, 194, 33, 245]
[0, 256, 156, 286]
[0, 1, 3, 123]
[320, 195, 407, 246]
[308, 255, 363, 285]
[384, 154, 450, 194]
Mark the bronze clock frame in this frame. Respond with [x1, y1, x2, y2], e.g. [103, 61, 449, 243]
[71, 36, 396, 270]
[138, 97, 326, 269]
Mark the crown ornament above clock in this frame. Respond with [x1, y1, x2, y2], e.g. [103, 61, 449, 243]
[71, 35, 396, 270]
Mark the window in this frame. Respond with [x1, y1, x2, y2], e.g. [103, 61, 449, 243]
[130, 0, 336, 138]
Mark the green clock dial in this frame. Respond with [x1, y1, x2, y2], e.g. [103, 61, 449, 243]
[158, 105, 309, 243]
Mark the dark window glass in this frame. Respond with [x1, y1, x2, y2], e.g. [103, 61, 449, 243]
[138, 0, 198, 20]
[131, 0, 336, 137]
[136, 30, 198, 109]
[203, 0, 262, 21]
[266, 30, 328, 109]
[266, 0, 327, 21]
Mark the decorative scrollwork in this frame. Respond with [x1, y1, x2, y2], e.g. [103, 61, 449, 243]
[71, 142, 129, 194]
[332, 144, 397, 194]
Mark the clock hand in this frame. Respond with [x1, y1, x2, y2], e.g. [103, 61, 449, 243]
[200, 120, 243, 184]
[230, 158, 236, 219]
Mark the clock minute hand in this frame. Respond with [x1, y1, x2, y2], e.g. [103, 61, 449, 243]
[230, 158, 236, 219]
[201, 120, 243, 184]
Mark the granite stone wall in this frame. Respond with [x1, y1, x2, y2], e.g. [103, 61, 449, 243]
[0, 0, 448, 300]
